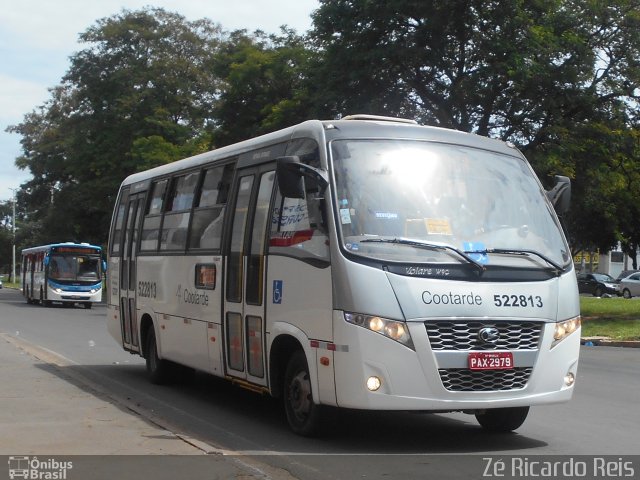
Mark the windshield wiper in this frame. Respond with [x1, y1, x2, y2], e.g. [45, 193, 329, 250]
[360, 237, 486, 274]
[465, 247, 564, 273]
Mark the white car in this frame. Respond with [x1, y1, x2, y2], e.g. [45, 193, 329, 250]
[618, 272, 640, 298]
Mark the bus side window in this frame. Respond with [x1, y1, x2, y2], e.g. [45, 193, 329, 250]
[140, 179, 168, 252]
[160, 172, 199, 251]
[109, 192, 128, 257]
[269, 139, 329, 263]
[189, 163, 235, 251]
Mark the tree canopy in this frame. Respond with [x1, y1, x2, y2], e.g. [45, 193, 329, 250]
[8, 8, 224, 246]
[5, 2, 640, 263]
[309, 0, 640, 257]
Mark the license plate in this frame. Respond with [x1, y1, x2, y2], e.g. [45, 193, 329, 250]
[468, 351, 514, 370]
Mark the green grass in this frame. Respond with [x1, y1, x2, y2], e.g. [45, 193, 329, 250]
[580, 296, 640, 341]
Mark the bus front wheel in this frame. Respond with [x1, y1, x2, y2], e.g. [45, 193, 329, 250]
[283, 350, 323, 436]
[145, 328, 171, 385]
[475, 406, 529, 432]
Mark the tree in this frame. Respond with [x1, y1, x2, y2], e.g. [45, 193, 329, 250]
[0, 202, 13, 274]
[8, 8, 225, 246]
[212, 28, 315, 146]
[310, 0, 640, 252]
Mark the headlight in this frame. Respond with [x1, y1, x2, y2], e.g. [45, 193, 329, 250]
[552, 316, 581, 348]
[54, 288, 62, 294]
[344, 312, 414, 350]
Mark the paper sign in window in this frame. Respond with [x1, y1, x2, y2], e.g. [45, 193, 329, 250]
[426, 218, 452, 235]
[195, 263, 216, 290]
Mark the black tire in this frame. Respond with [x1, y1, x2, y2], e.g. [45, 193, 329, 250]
[623, 289, 632, 299]
[283, 350, 323, 436]
[84, 302, 92, 309]
[475, 406, 529, 432]
[593, 286, 603, 297]
[145, 327, 172, 385]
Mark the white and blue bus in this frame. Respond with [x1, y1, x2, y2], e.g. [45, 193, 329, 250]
[107, 115, 580, 436]
[22, 242, 105, 308]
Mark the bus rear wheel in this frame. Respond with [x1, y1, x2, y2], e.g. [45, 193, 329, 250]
[145, 328, 171, 385]
[284, 350, 323, 436]
[475, 406, 529, 432]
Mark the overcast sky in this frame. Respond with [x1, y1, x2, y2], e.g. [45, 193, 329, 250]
[0, 0, 319, 201]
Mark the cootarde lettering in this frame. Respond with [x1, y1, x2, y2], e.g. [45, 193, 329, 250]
[183, 289, 209, 306]
[422, 290, 483, 306]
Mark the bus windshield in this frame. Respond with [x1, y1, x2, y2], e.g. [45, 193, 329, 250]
[331, 139, 570, 269]
[49, 254, 102, 284]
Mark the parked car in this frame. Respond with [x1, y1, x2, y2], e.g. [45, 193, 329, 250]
[618, 272, 640, 298]
[616, 269, 640, 281]
[0, 278, 3, 289]
[576, 272, 619, 297]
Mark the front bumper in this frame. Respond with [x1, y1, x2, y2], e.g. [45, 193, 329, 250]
[330, 312, 580, 411]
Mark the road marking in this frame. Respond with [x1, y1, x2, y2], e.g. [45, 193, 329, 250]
[1, 332, 77, 367]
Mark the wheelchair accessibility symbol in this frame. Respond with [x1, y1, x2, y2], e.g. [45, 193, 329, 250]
[273, 280, 283, 304]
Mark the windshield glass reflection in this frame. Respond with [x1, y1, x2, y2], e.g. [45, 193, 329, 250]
[331, 139, 570, 268]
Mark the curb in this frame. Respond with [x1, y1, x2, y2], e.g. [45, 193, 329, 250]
[581, 337, 640, 348]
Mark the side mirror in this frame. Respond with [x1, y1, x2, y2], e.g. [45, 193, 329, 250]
[276, 156, 328, 199]
[43, 256, 50, 267]
[102, 260, 107, 272]
[276, 156, 305, 198]
[546, 175, 571, 215]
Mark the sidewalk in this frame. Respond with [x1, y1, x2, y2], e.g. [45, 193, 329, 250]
[0, 333, 206, 455]
[0, 333, 299, 480]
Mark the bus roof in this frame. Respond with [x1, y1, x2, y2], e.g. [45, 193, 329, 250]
[118, 116, 521, 189]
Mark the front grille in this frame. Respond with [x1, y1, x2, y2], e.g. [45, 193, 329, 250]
[425, 321, 543, 351]
[438, 367, 532, 392]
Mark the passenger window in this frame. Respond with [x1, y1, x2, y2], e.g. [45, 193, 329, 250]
[140, 180, 167, 252]
[109, 193, 128, 256]
[189, 163, 235, 251]
[160, 172, 199, 251]
[166, 172, 199, 212]
[147, 180, 167, 215]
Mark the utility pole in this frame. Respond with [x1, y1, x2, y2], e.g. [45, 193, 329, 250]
[9, 188, 16, 285]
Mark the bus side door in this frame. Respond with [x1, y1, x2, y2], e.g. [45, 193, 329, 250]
[120, 192, 145, 353]
[223, 165, 275, 386]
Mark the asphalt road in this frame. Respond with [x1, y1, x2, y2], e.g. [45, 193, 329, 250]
[1, 287, 638, 479]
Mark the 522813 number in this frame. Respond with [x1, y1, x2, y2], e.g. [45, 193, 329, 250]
[138, 281, 157, 299]
[494, 294, 543, 308]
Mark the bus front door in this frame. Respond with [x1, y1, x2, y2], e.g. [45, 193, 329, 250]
[223, 165, 275, 386]
[120, 193, 144, 353]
